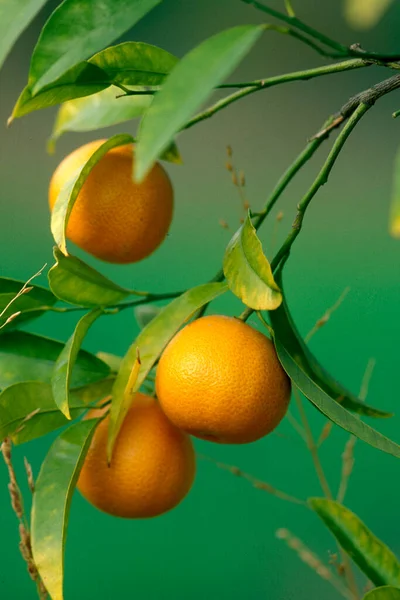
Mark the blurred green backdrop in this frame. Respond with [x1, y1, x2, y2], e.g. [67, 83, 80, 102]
[1, 0, 400, 598]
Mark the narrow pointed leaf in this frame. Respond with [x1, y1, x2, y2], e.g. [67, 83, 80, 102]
[134, 304, 162, 329]
[51, 134, 133, 254]
[0, 277, 57, 330]
[135, 25, 264, 181]
[48, 248, 138, 307]
[223, 212, 282, 310]
[52, 309, 103, 419]
[269, 270, 391, 419]
[389, 143, 400, 238]
[364, 587, 400, 600]
[310, 498, 400, 587]
[27, 0, 162, 93]
[108, 282, 228, 458]
[31, 419, 99, 600]
[0, 330, 109, 389]
[0, 0, 47, 69]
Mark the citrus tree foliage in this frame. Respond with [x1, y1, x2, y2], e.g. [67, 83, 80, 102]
[1, 1, 400, 599]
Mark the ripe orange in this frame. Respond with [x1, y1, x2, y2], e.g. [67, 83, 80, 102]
[77, 393, 195, 518]
[156, 315, 291, 444]
[49, 140, 173, 264]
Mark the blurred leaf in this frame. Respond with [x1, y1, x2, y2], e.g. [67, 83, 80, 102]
[0, 382, 86, 444]
[160, 140, 183, 164]
[0, 0, 47, 69]
[344, 0, 394, 30]
[50, 134, 133, 254]
[107, 349, 141, 462]
[135, 25, 265, 181]
[310, 498, 400, 587]
[134, 304, 162, 329]
[52, 309, 103, 419]
[88, 41, 178, 86]
[48, 248, 136, 307]
[96, 352, 122, 373]
[0, 277, 57, 330]
[26, 0, 162, 94]
[0, 330, 110, 389]
[31, 418, 99, 600]
[108, 282, 228, 459]
[11, 62, 110, 120]
[364, 587, 400, 600]
[223, 212, 282, 310]
[269, 270, 391, 419]
[389, 143, 400, 239]
[49, 86, 153, 149]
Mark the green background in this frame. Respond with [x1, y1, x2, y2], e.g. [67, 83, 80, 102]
[1, 1, 400, 598]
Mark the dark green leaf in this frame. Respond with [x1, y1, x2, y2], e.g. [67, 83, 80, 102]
[0, 330, 109, 389]
[0, 0, 47, 69]
[51, 134, 134, 254]
[389, 142, 400, 239]
[88, 41, 178, 86]
[27, 0, 162, 93]
[0, 277, 57, 330]
[134, 304, 162, 329]
[223, 212, 282, 310]
[48, 248, 136, 307]
[310, 498, 400, 587]
[135, 25, 265, 181]
[269, 270, 391, 419]
[31, 419, 99, 600]
[108, 282, 228, 459]
[364, 587, 400, 600]
[52, 309, 103, 418]
[95, 352, 122, 373]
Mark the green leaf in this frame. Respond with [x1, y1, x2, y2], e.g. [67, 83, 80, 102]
[364, 587, 400, 600]
[50, 134, 134, 254]
[135, 24, 265, 181]
[389, 143, 400, 239]
[27, 0, 162, 94]
[11, 62, 110, 120]
[48, 248, 136, 307]
[344, 0, 394, 30]
[88, 41, 178, 86]
[134, 304, 162, 329]
[52, 309, 103, 419]
[0, 0, 47, 69]
[49, 86, 152, 150]
[0, 277, 57, 330]
[269, 270, 391, 419]
[0, 330, 109, 389]
[108, 282, 228, 460]
[31, 419, 99, 600]
[309, 498, 400, 587]
[96, 352, 122, 373]
[223, 212, 282, 310]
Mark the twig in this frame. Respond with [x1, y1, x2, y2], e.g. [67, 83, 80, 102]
[276, 528, 354, 600]
[199, 453, 305, 506]
[305, 287, 351, 343]
[0, 264, 47, 329]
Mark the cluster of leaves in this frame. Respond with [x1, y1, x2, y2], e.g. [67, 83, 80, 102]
[1, 1, 400, 599]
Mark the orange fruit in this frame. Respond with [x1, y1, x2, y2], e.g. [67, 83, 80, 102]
[77, 393, 195, 518]
[49, 140, 173, 264]
[156, 315, 291, 444]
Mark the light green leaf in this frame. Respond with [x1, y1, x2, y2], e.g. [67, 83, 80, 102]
[389, 143, 400, 239]
[269, 270, 391, 419]
[223, 212, 282, 310]
[310, 498, 400, 587]
[135, 25, 265, 181]
[0, 277, 57, 330]
[31, 419, 99, 600]
[48, 247, 137, 307]
[51, 134, 133, 254]
[0, 0, 47, 69]
[27, 0, 162, 93]
[364, 587, 400, 600]
[344, 0, 394, 30]
[49, 86, 152, 149]
[52, 309, 103, 419]
[108, 282, 228, 460]
[96, 352, 122, 373]
[134, 304, 162, 329]
[0, 330, 109, 389]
